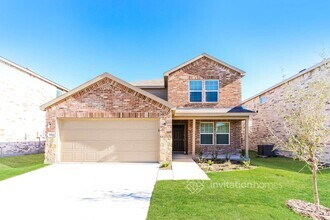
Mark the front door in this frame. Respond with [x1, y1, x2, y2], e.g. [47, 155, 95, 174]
[172, 124, 185, 153]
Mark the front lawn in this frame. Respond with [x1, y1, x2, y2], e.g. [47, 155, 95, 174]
[0, 154, 47, 181]
[148, 152, 330, 220]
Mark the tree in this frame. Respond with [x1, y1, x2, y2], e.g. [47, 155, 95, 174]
[264, 59, 330, 210]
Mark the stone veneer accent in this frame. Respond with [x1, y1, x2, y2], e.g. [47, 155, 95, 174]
[44, 77, 172, 163]
[242, 61, 330, 164]
[167, 56, 242, 108]
[0, 141, 45, 157]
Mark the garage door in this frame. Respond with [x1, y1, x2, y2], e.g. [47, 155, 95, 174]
[59, 119, 159, 162]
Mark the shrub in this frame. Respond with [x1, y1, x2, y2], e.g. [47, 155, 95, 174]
[160, 162, 170, 168]
[207, 160, 214, 166]
[242, 159, 251, 168]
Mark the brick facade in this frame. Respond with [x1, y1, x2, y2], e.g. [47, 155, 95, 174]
[44, 77, 172, 163]
[242, 61, 330, 163]
[185, 120, 242, 155]
[168, 56, 244, 158]
[0, 58, 67, 157]
[167, 56, 242, 108]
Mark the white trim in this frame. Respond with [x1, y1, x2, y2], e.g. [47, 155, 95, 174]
[200, 122, 214, 145]
[173, 116, 250, 120]
[189, 80, 203, 103]
[174, 112, 256, 117]
[215, 122, 230, 145]
[245, 118, 249, 158]
[192, 119, 196, 156]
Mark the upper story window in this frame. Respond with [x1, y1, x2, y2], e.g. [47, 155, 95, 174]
[189, 80, 202, 102]
[189, 80, 219, 103]
[205, 80, 218, 102]
[259, 96, 266, 104]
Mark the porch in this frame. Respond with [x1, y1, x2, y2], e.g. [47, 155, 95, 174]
[172, 107, 255, 160]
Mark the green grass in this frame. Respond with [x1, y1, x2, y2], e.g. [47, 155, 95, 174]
[148, 152, 330, 220]
[0, 154, 47, 181]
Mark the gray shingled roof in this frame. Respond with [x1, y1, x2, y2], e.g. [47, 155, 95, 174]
[130, 78, 164, 88]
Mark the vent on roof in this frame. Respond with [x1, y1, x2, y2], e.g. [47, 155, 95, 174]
[299, 68, 306, 73]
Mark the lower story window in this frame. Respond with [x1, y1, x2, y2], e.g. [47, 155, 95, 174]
[200, 122, 213, 144]
[216, 122, 230, 145]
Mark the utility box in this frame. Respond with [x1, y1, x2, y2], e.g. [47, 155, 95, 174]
[257, 145, 274, 157]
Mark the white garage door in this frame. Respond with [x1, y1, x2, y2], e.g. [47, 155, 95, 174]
[59, 119, 159, 162]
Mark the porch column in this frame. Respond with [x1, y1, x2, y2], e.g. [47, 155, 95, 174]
[192, 119, 196, 157]
[245, 117, 249, 159]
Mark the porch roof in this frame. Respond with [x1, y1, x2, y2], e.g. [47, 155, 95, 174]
[173, 106, 256, 118]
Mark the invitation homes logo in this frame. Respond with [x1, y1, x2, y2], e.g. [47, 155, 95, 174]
[185, 180, 282, 194]
[186, 180, 205, 194]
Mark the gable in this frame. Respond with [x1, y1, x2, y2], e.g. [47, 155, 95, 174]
[164, 53, 245, 77]
[40, 73, 174, 111]
[175, 56, 243, 79]
[166, 55, 242, 108]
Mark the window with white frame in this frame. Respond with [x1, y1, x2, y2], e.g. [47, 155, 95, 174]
[205, 80, 218, 102]
[216, 122, 230, 145]
[200, 122, 214, 145]
[189, 80, 219, 103]
[189, 80, 202, 102]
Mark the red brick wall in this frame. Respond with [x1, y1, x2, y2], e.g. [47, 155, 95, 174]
[44, 77, 172, 163]
[186, 119, 242, 155]
[167, 57, 243, 108]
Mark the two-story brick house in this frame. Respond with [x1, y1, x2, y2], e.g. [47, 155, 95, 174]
[41, 53, 255, 163]
[242, 59, 330, 164]
[0, 56, 68, 157]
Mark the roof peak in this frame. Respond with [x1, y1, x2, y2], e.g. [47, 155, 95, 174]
[0, 56, 69, 91]
[242, 58, 330, 104]
[163, 53, 245, 76]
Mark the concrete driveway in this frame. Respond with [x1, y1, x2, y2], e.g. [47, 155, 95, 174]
[0, 163, 159, 220]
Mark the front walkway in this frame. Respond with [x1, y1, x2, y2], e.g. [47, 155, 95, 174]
[157, 154, 209, 180]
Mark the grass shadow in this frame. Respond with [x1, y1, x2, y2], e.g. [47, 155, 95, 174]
[249, 151, 311, 174]
[0, 154, 45, 168]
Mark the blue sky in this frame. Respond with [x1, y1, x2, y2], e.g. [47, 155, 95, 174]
[1, 0, 329, 100]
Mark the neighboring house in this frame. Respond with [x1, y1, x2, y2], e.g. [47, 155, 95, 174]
[242, 59, 330, 164]
[41, 53, 255, 163]
[0, 57, 68, 157]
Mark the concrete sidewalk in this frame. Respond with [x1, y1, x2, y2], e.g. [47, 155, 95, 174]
[157, 154, 209, 180]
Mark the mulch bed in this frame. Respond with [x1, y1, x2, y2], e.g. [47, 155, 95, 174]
[286, 199, 330, 220]
[196, 161, 256, 172]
